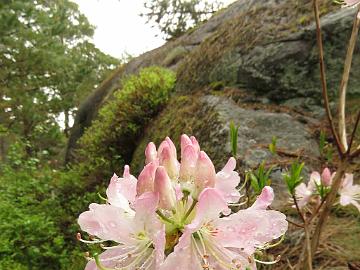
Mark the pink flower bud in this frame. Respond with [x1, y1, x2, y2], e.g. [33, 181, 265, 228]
[180, 134, 192, 157]
[321, 167, 332, 187]
[179, 144, 198, 182]
[194, 151, 216, 196]
[190, 136, 200, 153]
[154, 166, 176, 210]
[165, 137, 177, 159]
[136, 161, 157, 196]
[145, 142, 157, 164]
[159, 144, 179, 179]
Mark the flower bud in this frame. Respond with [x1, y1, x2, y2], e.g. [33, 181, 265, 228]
[179, 144, 198, 182]
[190, 136, 200, 153]
[145, 142, 157, 164]
[165, 137, 177, 159]
[154, 166, 176, 210]
[136, 161, 157, 196]
[180, 134, 192, 157]
[194, 151, 216, 196]
[321, 168, 332, 187]
[159, 144, 179, 180]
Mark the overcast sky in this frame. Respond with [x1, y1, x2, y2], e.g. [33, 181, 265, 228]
[73, 0, 236, 59]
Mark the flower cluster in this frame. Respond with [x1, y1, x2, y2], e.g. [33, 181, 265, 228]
[295, 168, 360, 211]
[78, 135, 288, 270]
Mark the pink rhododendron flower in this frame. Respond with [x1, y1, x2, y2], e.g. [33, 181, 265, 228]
[294, 169, 359, 212]
[294, 168, 333, 208]
[160, 187, 287, 270]
[78, 135, 288, 269]
[339, 173, 360, 212]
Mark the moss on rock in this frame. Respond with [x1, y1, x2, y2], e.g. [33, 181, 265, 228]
[76, 67, 176, 183]
[130, 93, 227, 174]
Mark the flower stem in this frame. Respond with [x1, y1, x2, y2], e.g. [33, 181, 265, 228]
[156, 210, 177, 225]
[182, 199, 197, 223]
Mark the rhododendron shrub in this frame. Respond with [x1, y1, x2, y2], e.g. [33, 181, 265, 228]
[77, 135, 288, 270]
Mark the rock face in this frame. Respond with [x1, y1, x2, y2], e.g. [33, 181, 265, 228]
[67, 0, 359, 183]
[203, 95, 320, 168]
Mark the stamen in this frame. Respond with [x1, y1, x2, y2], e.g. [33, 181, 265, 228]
[120, 242, 154, 268]
[94, 253, 115, 270]
[137, 249, 155, 270]
[228, 198, 248, 207]
[200, 231, 235, 269]
[76, 233, 107, 244]
[259, 234, 285, 250]
[254, 255, 281, 265]
[238, 173, 249, 191]
[97, 192, 108, 201]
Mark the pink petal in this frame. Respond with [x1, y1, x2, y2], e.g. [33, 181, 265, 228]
[295, 183, 313, 208]
[145, 142, 157, 164]
[215, 209, 288, 255]
[149, 222, 166, 268]
[85, 245, 135, 270]
[194, 151, 216, 196]
[249, 186, 274, 210]
[341, 173, 354, 189]
[340, 194, 352, 206]
[106, 166, 137, 209]
[189, 188, 229, 230]
[134, 192, 159, 219]
[78, 203, 133, 243]
[159, 229, 203, 270]
[154, 166, 177, 210]
[215, 157, 241, 203]
[136, 161, 158, 196]
[308, 171, 321, 191]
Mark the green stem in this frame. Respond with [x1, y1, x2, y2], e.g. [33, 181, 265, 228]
[94, 253, 114, 270]
[182, 199, 197, 223]
[156, 210, 177, 225]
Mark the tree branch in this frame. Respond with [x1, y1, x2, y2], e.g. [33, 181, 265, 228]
[313, 0, 344, 156]
[338, 4, 360, 152]
[348, 110, 360, 154]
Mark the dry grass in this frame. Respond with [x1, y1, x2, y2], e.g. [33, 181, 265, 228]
[257, 207, 360, 270]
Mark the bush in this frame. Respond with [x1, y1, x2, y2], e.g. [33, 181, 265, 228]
[77, 66, 176, 183]
[0, 164, 99, 270]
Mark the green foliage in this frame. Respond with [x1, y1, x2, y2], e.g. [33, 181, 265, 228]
[78, 66, 176, 181]
[248, 162, 273, 194]
[269, 136, 277, 155]
[229, 121, 239, 157]
[283, 160, 305, 195]
[0, 160, 99, 270]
